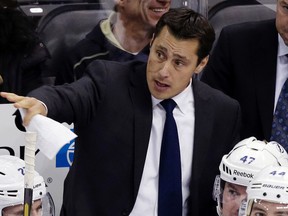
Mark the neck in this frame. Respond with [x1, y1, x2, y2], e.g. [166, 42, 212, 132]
[112, 14, 154, 53]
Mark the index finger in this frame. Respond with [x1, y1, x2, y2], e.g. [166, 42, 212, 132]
[0, 92, 26, 103]
[0, 92, 40, 112]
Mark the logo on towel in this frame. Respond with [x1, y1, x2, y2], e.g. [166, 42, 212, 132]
[56, 129, 75, 167]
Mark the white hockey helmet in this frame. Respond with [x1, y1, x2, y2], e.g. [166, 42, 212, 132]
[244, 165, 288, 216]
[213, 137, 288, 216]
[0, 155, 54, 215]
[219, 137, 288, 186]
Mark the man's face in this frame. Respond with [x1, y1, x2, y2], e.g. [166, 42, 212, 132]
[147, 26, 208, 99]
[276, 0, 288, 45]
[221, 182, 247, 216]
[119, 0, 171, 27]
[2, 199, 42, 216]
[249, 199, 288, 216]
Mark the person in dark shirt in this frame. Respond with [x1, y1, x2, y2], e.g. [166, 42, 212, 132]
[55, 0, 171, 84]
[0, 1, 49, 103]
[201, 0, 288, 150]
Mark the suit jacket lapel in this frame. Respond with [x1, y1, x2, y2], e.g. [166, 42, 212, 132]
[188, 79, 215, 215]
[253, 20, 278, 140]
[129, 62, 153, 199]
[190, 79, 214, 190]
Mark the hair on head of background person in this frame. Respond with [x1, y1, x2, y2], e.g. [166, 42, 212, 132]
[0, 2, 39, 53]
[0, 0, 49, 102]
[0, 0, 18, 9]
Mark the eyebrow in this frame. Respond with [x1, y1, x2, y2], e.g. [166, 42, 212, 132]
[252, 206, 266, 213]
[274, 210, 288, 215]
[13, 209, 24, 214]
[156, 45, 189, 61]
[252, 206, 288, 215]
[226, 183, 238, 191]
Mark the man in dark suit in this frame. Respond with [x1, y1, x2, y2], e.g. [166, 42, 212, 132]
[1, 8, 241, 216]
[201, 0, 288, 148]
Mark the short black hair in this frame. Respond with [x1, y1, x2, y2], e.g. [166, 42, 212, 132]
[154, 8, 215, 63]
[0, 7, 38, 52]
[0, 0, 18, 8]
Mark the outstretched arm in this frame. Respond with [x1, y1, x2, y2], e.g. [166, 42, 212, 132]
[0, 92, 47, 126]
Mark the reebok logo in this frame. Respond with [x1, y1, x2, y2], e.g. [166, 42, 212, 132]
[233, 170, 254, 179]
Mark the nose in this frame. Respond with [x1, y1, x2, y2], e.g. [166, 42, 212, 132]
[158, 62, 171, 78]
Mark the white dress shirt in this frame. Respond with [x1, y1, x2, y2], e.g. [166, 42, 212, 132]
[274, 34, 288, 111]
[130, 81, 195, 216]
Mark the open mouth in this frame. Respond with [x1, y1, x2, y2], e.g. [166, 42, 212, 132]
[156, 80, 169, 88]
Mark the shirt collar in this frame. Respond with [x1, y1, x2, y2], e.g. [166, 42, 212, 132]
[151, 79, 194, 114]
[278, 33, 288, 57]
[100, 12, 125, 51]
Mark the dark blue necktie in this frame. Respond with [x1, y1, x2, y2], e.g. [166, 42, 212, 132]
[158, 99, 182, 216]
[271, 77, 288, 151]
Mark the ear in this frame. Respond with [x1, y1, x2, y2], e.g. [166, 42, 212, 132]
[194, 55, 209, 74]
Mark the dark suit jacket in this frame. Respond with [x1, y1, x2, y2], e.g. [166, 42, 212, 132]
[202, 19, 278, 142]
[29, 60, 241, 216]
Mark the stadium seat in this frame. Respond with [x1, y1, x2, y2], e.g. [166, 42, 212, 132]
[209, 0, 276, 47]
[37, 3, 111, 84]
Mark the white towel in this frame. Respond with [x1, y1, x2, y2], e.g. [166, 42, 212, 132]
[19, 108, 77, 160]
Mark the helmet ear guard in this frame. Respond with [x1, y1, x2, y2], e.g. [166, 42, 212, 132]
[237, 198, 247, 216]
[41, 192, 55, 216]
[213, 175, 224, 215]
[213, 175, 221, 202]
